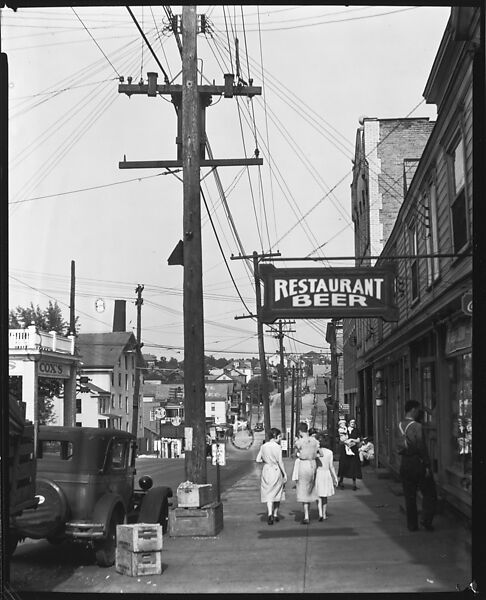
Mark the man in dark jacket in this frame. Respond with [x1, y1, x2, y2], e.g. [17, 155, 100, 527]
[398, 400, 437, 532]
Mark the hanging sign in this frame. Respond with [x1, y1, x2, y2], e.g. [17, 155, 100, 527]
[260, 264, 398, 322]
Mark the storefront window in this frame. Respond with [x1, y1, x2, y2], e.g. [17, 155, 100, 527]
[449, 352, 472, 474]
[420, 363, 435, 423]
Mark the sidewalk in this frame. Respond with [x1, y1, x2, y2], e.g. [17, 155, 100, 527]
[51, 457, 471, 594]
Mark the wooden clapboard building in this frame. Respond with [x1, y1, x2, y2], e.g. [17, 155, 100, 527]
[342, 6, 479, 520]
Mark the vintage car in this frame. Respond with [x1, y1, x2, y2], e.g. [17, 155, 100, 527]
[11, 426, 172, 567]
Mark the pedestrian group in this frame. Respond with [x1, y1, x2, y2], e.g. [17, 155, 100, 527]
[256, 406, 436, 531]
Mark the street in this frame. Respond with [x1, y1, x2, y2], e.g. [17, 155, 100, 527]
[8, 386, 316, 592]
[9, 439, 259, 592]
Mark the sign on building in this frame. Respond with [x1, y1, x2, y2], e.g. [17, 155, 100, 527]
[260, 264, 398, 322]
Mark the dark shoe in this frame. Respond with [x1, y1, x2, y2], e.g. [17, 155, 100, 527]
[318, 516, 324, 522]
[352, 485, 357, 491]
[301, 518, 309, 525]
[420, 521, 434, 531]
[338, 483, 345, 489]
[273, 515, 280, 522]
[267, 515, 274, 525]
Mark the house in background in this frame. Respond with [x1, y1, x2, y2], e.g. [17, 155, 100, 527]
[74, 381, 110, 428]
[143, 354, 157, 369]
[76, 331, 144, 435]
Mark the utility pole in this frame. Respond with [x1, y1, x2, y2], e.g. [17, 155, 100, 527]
[118, 7, 262, 482]
[290, 366, 295, 454]
[69, 260, 76, 336]
[131, 284, 144, 438]
[233, 251, 280, 441]
[296, 367, 301, 433]
[269, 320, 294, 437]
[180, 5, 206, 484]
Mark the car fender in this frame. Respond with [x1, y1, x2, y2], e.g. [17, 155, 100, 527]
[138, 486, 173, 523]
[92, 493, 126, 534]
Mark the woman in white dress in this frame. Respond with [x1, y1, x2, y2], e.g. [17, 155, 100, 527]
[315, 435, 338, 520]
[293, 422, 320, 524]
[256, 427, 287, 525]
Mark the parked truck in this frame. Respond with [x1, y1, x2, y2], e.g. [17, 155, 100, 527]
[7, 393, 38, 555]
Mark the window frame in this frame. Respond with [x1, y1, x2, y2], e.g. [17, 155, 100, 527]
[423, 175, 441, 287]
[407, 220, 419, 304]
[447, 134, 470, 254]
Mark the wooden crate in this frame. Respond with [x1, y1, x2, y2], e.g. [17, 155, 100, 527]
[176, 483, 213, 508]
[169, 501, 223, 537]
[115, 547, 162, 577]
[117, 523, 163, 552]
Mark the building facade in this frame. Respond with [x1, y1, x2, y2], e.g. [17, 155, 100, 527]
[342, 6, 479, 520]
[76, 332, 143, 435]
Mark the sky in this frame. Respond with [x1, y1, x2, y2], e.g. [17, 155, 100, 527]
[3, 4, 452, 361]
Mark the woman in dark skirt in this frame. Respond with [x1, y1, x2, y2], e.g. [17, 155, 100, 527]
[337, 418, 362, 490]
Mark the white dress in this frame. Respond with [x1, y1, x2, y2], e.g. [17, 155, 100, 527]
[314, 447, 337, 497]
[256, 439, 286, 503]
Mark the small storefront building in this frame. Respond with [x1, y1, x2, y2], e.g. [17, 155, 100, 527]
[9, 325, 80, 426]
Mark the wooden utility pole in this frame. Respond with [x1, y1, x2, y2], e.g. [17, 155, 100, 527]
[69, 260, 76, 336]
[296, 367, 301, 433]
[233, 251, 280, 441]
[118, 7, 262, 482]
[270, 320, 294, 437]
[290, 366, 295, 454]
[131, 284, 144, 438]
[253, 252, 271, 440]
[181, 5, 206, 483]
[278, 322, 286, 434]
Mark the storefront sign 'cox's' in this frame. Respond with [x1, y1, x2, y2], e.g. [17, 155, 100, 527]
[260, 265, 398, 323]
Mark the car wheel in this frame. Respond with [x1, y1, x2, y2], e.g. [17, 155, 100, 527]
[12, 478, 68, 539]
[94, 508, 124, 568]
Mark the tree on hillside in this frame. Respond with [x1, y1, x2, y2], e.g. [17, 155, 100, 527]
[247, 376, 275, 406]
[9, 301, 75, 424]
[9, 300, 78, 335]
[205, 355, 230, 371]
[155, 356, 180, 370]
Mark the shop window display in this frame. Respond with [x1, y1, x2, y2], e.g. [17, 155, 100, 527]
[449, 352, 472, 476]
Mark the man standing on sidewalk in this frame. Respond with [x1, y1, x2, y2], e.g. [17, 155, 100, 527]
[397, 400, 437, 532]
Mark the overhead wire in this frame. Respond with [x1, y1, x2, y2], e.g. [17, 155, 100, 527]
[71, 8, 120, 77]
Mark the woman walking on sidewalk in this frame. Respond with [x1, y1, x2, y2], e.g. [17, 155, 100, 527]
[337, 418, 362, 490]
[315, 434, 338, 520]
[256, 427, 287, 525]
[292, 422, 319, 524]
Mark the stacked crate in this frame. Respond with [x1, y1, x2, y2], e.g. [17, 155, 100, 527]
[169, 482, 223, 537]
[115, 523, 163, 576]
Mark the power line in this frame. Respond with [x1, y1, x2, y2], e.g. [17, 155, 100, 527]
[71, 8, 120, 77]
[8, 170, 181, 205]
[126, 5, 170, 84]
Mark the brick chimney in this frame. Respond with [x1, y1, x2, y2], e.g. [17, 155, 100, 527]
[113, 300, 126, 332]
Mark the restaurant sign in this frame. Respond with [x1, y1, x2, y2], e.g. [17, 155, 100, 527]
[260, 265, 398, 322]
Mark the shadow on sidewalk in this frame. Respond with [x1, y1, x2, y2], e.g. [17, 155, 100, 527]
[347, 466, 471, 588]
